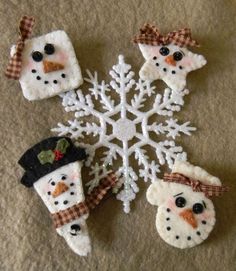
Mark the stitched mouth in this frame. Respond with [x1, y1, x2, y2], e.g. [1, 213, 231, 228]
[70, 231, 78, 236]
[31, 69, 66, 85]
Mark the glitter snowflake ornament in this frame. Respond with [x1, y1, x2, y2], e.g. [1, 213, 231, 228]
[52, 55, 196, 213]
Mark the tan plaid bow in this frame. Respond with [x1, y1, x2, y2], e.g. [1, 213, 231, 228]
[163, 173, 229, 197]
[51, 172, 118, 228]
[133, 24, 199, 48]
[5, 16, 35, 80]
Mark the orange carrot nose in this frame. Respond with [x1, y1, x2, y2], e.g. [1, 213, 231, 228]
[52, 182, 69, 198]
[165, 55, 176, 66]
[43, 60, 64, 73]
[179, 209, 198, 228]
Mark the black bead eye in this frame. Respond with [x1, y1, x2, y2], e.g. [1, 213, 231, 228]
[32, 51, 43, 62]
[193, 203, 204, 214]
[51, 181, 55, 186]
[61, 176, 67, 180]
[44, 43, 55, 55]
[159, 47, 170, 56]
[173, 51, 183, 61]
[175, 197, 186, 208]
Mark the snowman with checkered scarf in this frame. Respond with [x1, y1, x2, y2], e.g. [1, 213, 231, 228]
[18, 137, 91, 256]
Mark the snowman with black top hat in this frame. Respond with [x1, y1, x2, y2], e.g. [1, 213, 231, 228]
[18, 137, 91, 256]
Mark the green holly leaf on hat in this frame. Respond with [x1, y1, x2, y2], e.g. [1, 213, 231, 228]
[55, 138, 70, 154]
[37, 150, 55, 165]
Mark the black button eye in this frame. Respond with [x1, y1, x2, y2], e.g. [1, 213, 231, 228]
[193, 203, 204, 214]
[159, 47, 170, 56]
[51, 181, 55, 186]
[44, 43, 55, 55]
[61, 176, 66, 180]
[175, 197, 186, 208]
[173, 51, 183, 61]
[32, 51, 43, 62]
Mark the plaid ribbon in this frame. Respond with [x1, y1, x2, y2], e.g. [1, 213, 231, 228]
[51, 172, 118, 228]
[133, 24, 199, 48]
[163, 173, 229, 197]
[5, 16, 35, 80]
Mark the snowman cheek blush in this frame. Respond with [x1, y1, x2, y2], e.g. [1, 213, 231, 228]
[57, 51, 68, 63]
[166, 198, 176, 211]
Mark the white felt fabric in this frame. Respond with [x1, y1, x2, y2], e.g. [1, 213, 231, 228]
[146, 161, 219, 249]
[33, 161, 91, 256]
[172, 160, 221, 186]
[138, 43, 206, 91]
[14, 30, 83, 100]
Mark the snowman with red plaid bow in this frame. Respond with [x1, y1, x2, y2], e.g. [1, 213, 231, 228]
[133, 24, 207, 91]
[147, 160, 228, 248]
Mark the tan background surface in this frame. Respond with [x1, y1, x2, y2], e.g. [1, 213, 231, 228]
[0, 0, 236, 270]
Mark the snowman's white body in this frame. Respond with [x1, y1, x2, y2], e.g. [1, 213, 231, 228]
[34, 161, 91, 256]
[12, 30, 83, 100]
[147, 161, 221, 249]
[138, 43, 206, 91]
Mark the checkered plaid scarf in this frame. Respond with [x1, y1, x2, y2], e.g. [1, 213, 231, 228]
[5, 16, 35, 80]
[51, 172, 118, 228]
[163, 173, 229, 197]
[133, 24, 199, 47]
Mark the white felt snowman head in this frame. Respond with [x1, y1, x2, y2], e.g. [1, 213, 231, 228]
[146, 161, 224, 249]
[18, 137, 91, 256]
[6, 16, 83, 100]
[33, 161, 85, 214]
[134, 24, 206, 91]
[34, 161, 91, 256]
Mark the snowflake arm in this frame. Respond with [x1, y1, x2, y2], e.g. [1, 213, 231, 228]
[147, 118, 196, 139]
[86, 163, 112, 194]
[131, 79, 155, 109]
[85, 70, 115, 112]
[135, 149, 160, 182]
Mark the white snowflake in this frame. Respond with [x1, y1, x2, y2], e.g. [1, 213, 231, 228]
[52, 55, 196, 213]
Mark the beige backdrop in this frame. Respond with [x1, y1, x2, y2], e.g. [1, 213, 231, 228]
[0, 0, 236, 270]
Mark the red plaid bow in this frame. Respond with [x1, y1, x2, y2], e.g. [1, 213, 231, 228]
[163, 173, 229, 197]
[5, 16, 35, 80]
[133, 24, 199, 48]
[51, 172, 118, 228]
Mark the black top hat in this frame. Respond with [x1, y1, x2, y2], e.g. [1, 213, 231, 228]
[18, 137, 86, 187]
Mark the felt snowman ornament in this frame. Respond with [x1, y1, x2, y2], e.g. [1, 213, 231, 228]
[133, 24, 207, 91]
[5, 16, 83, 101]
[146, 160, 229, 249]
[18, 137, 118, 256]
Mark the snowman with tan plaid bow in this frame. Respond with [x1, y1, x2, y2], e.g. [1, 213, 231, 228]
[147, 160, 228, 248]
